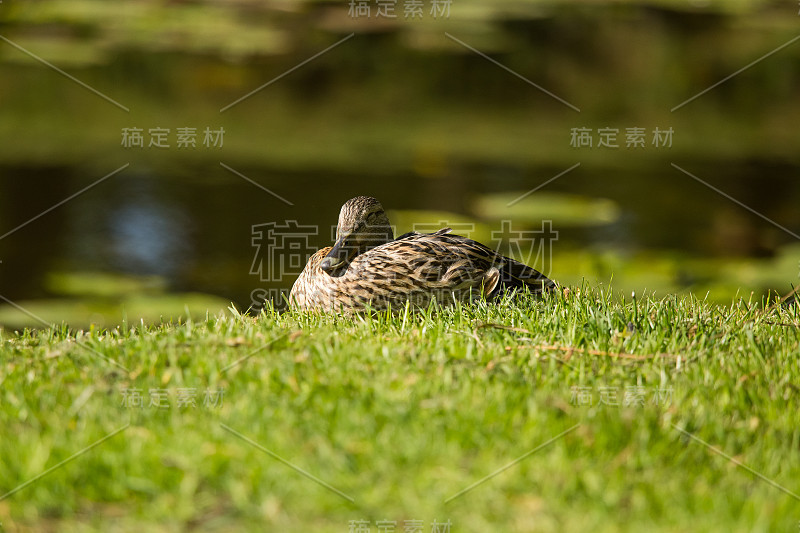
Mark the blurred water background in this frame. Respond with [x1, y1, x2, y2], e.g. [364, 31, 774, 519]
[0, 0, 799, 327]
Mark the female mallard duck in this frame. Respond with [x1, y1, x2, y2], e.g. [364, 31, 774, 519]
[290, 196, 556, 311]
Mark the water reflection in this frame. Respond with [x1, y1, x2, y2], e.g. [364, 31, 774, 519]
[1, 158, 799, 317]
[107, 176, 192, 277]
[1, 2, 800, 326]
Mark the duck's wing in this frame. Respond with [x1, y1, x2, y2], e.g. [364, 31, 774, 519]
[414, 232, 556, 295]
[290, 228, 554, 312]
[345, 235, 502, 304]
[395, 227, 452, 241]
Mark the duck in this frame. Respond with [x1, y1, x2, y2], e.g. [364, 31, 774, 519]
[289, 196, 556, 311]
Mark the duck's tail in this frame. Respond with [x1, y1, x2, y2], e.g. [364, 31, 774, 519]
[496, 257, 557, 296]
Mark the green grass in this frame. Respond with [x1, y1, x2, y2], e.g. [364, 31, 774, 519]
[1, 286, 799, 532]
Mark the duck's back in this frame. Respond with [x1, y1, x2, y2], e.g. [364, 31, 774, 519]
[290, 230, 554, 311]
[391, 230, 555, 294]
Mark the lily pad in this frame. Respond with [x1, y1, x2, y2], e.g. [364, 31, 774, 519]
[472, 192, 621, 227]
[45, 271, 166, 298]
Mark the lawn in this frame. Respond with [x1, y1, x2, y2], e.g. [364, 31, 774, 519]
[0, 286, 798, 532]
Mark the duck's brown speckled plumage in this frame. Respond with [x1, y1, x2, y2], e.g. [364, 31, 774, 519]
[290, 197, 555, 312]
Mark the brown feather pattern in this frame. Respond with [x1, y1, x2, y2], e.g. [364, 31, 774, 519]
[290, 199, 556, 312]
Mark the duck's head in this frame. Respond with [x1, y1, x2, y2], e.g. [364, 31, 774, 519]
[320, 196, 393, 274]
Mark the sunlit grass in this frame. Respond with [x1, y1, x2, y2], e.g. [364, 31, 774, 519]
[1, 286, 798, 532]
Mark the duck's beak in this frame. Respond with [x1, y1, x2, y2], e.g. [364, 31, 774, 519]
[320, 234, 355, 274]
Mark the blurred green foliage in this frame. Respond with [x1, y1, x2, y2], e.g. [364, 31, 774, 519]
[0, 0, 798, 324]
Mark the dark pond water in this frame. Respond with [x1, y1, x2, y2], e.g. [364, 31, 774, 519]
[2, 159, 797, 309]
[1, 3, 799, 325]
